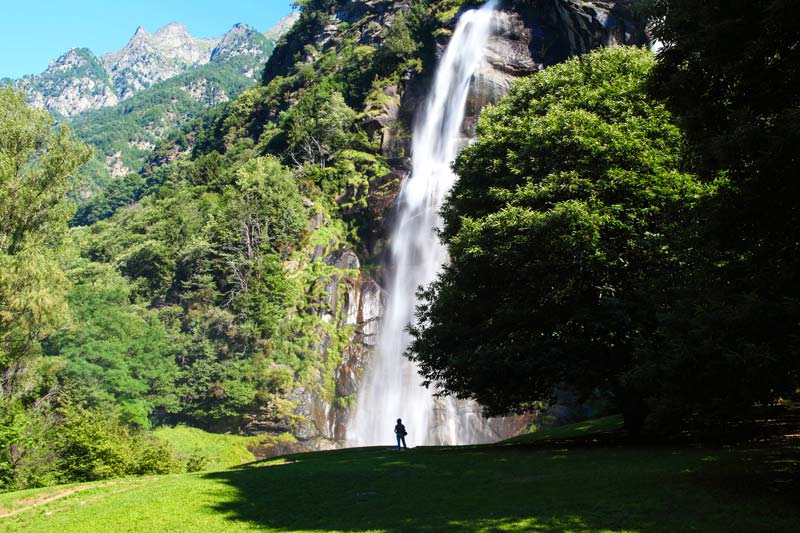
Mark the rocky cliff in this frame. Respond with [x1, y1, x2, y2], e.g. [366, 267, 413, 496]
[13, 48, 119, 117]
[241, 0, 649, 454]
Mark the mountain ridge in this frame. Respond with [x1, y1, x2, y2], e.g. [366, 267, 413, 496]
[6, 14, 298, 118]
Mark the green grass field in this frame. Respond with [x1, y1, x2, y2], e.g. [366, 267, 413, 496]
[153, 425, 261, 471]
[1, 416, 797, 532]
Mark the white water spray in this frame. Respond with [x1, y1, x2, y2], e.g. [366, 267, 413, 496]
[348, 0, 501, 447]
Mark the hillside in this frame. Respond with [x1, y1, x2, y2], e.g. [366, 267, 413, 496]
[68, 24, 277, 195]
[2, 17, 298, 191]
[1, 411, 798, 532]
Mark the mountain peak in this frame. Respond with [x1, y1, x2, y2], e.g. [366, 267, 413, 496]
[211, 23, 267, 64]
[221, 22, 256, 38]
[264, 11, 300, 41]
[131, 25, 150, 42]
[154, 22, 190, 38]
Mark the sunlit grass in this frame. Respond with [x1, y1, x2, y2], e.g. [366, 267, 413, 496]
[499, 415, 624, 445]
[153, 425, 261, 471]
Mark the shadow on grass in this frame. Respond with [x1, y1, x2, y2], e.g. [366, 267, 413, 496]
[202, 439, 800, 532]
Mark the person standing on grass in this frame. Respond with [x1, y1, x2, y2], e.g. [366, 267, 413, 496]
[395, 418, 408, 449]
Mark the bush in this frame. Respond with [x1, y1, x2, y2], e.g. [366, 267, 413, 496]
[54, 404, 180, 483]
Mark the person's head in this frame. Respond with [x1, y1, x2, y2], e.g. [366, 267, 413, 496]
[397, 418, 402, 424]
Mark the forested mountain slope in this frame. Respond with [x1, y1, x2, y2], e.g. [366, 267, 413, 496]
[2, 18, 295, 192]
[4, 0, 797, 498]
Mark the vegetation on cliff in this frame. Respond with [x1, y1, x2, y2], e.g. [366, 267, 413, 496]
[1, 0, 481, 493]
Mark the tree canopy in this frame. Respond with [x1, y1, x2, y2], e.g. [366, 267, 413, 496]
[407, 47, 715, 428]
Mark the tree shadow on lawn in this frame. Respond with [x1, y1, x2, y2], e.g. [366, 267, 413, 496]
[201, 440, 800, 532]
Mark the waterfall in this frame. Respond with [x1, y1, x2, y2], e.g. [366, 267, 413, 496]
[348, 0, 501, 447]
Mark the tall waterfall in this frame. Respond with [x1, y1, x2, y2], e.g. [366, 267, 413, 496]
[348, 0, 501, 447]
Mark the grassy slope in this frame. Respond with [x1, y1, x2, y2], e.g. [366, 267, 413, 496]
[1, 418, 798, 532]
[500, 415, 624, 445]
[153, 426, 261, 471]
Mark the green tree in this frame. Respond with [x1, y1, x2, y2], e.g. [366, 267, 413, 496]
[407, 47, 712, 429]
[220, 156, 305, 336]
[280, 82, 359, 166]
[0, 87, 90, 490]
[630, 0, 800, 425]
[0, 87, 90, 399]
[43, 263, 180, 427]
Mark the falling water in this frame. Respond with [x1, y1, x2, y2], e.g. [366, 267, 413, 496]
[348, 0, 501, 447]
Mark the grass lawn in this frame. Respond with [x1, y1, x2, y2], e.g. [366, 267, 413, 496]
[1, 416, 797, 532]
[499, 415, 624, 445]
[153, 425, 262, 471]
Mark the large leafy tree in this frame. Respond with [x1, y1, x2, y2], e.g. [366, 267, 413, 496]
[634, 0, 800, 424]
[0, 87, 91, 400]
[407, 47, 712, 428]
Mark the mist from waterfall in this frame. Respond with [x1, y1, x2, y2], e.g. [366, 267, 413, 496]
[348, 0, 501, 447]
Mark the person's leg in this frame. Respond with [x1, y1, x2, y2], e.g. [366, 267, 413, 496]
[396, 434, 401, 449]
[401, 436, 407, 449]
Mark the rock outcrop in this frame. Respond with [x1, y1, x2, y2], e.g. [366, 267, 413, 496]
[14, 48, 118, 117]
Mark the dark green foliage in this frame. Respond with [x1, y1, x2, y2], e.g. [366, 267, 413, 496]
[68, 153, 308, 426]
[634, 0, 800, 426]
[43, 264, 180, 426]
[279, 81, 363, 165]
[261, 1, 346, 86]
[407, 47, 712, 424]
[374, 1, 438, 77]
[72, 173, 145, 227]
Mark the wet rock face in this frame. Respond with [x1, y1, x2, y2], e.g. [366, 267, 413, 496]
[514, 0, 649, 65]
[465, 1, 649, 132]
[465, 8, 541, 135]
[243, 240, 383, 454]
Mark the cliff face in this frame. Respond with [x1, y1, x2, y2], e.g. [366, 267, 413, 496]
[246, 0, 648, 454]
[14, 48, 119, 117]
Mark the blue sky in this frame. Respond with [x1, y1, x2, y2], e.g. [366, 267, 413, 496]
[1, 0, 296, 79]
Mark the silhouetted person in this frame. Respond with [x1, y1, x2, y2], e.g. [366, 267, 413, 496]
[395, 418, 408, 449]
